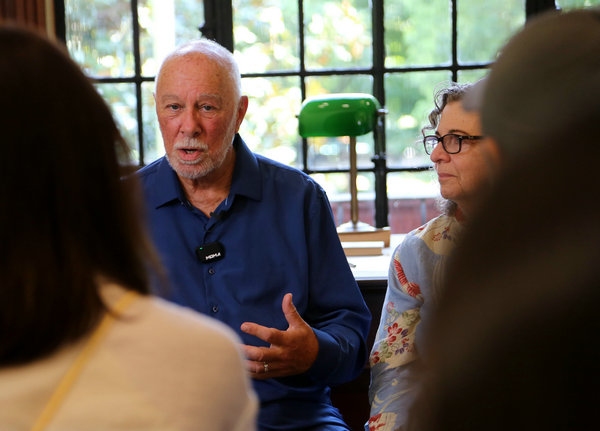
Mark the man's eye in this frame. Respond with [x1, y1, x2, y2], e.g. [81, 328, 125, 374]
[166, 104, 180, 111]
[201, 105, 215, 112]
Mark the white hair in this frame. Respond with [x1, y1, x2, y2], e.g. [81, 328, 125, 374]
[155, 38, 242, 100]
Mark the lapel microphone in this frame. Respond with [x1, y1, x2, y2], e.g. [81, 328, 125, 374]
[195, 241, 225, 264]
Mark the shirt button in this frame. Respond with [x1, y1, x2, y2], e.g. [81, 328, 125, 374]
[211, 305, 219, 313]
[208, 268, 216, 275]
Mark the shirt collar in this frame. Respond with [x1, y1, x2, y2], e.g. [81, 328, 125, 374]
[229, 134, 262, 203]
[146, 134, 262, 209]
[144, 157, 184, 209]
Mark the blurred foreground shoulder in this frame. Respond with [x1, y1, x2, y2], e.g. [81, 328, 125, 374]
[103, 286, 259, 431]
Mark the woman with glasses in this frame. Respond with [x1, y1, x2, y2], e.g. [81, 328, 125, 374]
[406, 8, 600, 431]
[367, 82, 498, 431]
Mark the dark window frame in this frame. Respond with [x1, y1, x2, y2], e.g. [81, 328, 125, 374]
[54, 0, 556, 227]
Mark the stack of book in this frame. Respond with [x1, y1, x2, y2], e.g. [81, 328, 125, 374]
[338, 226, 391, 257]
[340, 240, 385, 256]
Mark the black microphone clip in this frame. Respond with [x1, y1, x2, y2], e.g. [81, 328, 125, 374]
[195, 241, 225, 264]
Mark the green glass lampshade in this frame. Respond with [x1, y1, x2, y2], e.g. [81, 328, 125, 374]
[298, 93, 381, 138]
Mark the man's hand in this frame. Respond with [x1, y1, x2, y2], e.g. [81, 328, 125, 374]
[240, 293, 319, 380]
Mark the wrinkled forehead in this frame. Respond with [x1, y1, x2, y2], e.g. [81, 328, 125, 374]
[156, 48, 241, 99]
[439, 100, 483, 135]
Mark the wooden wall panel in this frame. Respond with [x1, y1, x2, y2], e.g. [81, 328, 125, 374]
[0, 0, 54, 36]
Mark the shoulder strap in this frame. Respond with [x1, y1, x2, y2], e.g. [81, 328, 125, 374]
[30, 290, 139, 431]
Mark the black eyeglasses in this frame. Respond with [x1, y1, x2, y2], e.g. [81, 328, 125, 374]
[423, 133, 485, 155]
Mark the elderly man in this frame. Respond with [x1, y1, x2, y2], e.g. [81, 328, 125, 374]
[137, 38, 371, 431]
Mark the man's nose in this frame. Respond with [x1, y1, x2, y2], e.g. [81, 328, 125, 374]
[179, 109, 202, 137]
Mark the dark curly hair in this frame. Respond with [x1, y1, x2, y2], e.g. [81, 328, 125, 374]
[422, 81, 476, 216]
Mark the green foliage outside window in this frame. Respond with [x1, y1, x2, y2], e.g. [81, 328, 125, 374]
[65, 0, 529, 200]
[556, 0, 600, 8]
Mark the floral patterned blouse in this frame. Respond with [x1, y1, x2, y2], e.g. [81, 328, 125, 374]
[367, 213, 463, 431]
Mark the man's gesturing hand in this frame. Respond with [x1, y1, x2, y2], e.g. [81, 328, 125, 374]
[240, 293, 319, 380]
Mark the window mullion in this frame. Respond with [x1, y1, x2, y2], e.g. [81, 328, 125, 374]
[202, 0, 233, 51]
[131, 0, 144, 165]
[526, 0, 557, 19]
[451, 0, 458, 81]
[372, 0, 388, 228]
[299, 0, 309, 173]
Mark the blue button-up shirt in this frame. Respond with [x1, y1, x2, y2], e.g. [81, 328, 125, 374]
[137, 135, 371, 430]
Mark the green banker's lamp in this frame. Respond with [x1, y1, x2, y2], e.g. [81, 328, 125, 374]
[299, 93, 390, 246]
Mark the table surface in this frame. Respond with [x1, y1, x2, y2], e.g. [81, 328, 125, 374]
[347, 234, 405, 284]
